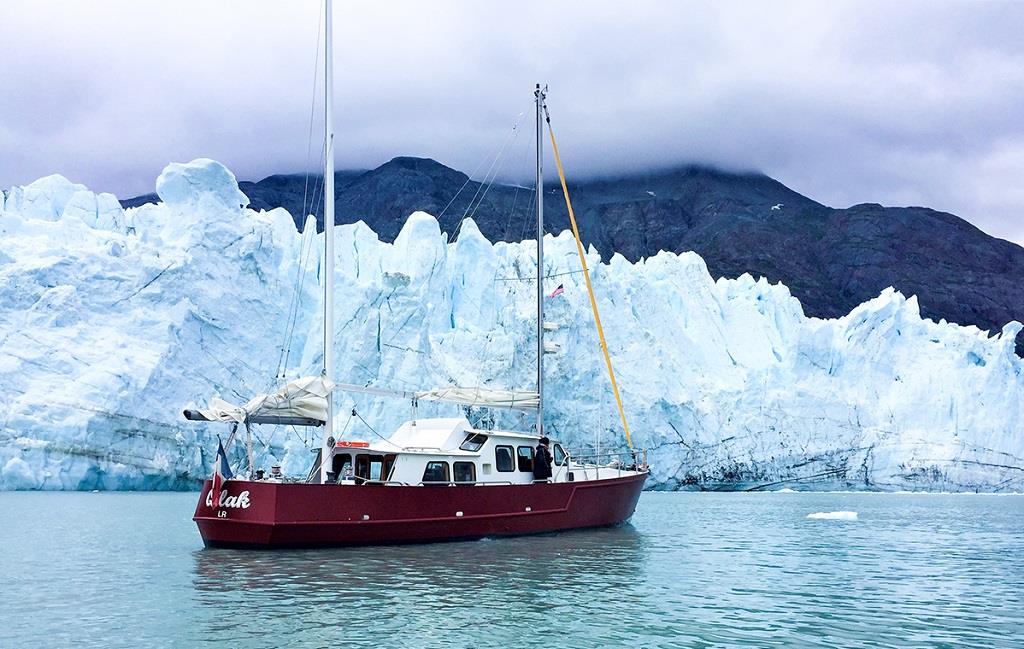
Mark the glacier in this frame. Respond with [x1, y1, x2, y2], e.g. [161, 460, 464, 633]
[1, 158, 1022, 492]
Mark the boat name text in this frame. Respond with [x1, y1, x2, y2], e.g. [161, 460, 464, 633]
[206, 489, 251, 509]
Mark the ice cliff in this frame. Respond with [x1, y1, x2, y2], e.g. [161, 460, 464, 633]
[1, 159, 1022, 491]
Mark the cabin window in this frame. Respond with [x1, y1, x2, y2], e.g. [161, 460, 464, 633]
[459, 433, 488, 452]
[422, 461, 450, 483]
[495, 445, 515, 472]
[553, 443, 568, 467]
[369, 457, 383, 481]
[516, 446, 534, 472]
[453, 461, 476, 484]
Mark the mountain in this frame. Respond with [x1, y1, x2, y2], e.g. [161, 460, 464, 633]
[122, 156, 1024, 355]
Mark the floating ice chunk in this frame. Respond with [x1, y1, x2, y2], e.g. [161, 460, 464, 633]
[807, 511, 858, 520]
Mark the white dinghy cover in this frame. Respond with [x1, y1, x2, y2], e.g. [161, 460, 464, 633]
[189, 376, 335, 425]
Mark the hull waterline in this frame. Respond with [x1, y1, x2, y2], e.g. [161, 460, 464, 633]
[193, 473, 647, 548]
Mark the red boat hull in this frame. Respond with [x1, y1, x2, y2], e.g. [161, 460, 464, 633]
[193, 473, 647, 548]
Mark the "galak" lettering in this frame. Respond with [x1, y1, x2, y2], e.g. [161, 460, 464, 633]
[205, 489, 251, 509]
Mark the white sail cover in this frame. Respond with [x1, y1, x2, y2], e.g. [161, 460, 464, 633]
[414, 387, 539, 411]
[333, 383, 539, 412]
[197, 376, 335, 423]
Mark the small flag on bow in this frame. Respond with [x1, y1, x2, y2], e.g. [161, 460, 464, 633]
[547, 284, 564, 299]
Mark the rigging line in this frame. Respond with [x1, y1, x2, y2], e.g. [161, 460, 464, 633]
[519, 183, 537, 244]
[507, 127, 535, 242]
[449, 110, 528, 244]
[352, 409, 392, 445]
[282, 5, 328, 376]
[195, 338, 260, 399]
[462, 146, 519, 233]
[546, 107, 634, 451]
[304, 141, 328, 227]
[504, 182, 521, 241]
[278, 154, 326, 376]
[459, 118, 523, 225]
[299, 411, 352, 481]
[463, 112, 526, 224]
[280, 140, 323, 358]
[437, 108, 526, 225]
[195, 326, 270, 387]
[502, 134, 532, 242]
[300, 1, 324, 221]
[277, 206, 318, 376]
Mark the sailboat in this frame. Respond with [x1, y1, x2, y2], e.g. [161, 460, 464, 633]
[186, 0, 648, 548]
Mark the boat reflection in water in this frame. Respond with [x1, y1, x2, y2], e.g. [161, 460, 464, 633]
[191, 525, 648, 642]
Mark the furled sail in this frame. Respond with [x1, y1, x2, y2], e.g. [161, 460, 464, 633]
[334, 383, 539, 412]
[415, 387, 539, 411]
[184, 376, 335, 425]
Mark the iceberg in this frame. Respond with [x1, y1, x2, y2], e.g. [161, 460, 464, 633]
[1, 159, 1022, 491]
[807, 511, 858, 520]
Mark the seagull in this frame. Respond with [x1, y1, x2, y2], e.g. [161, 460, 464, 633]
[771, 203, 783, 211]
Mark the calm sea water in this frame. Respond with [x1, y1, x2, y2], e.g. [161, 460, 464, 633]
[2, 492, 1021, 648]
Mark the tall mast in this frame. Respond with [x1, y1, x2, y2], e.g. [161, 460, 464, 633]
[535, 84, 546, 436]
[320, 0, 335, 484]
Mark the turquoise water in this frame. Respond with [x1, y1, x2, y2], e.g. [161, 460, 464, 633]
[1, 492, 1021, 648]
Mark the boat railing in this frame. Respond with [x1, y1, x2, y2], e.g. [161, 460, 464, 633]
[558, 448, 649, 481]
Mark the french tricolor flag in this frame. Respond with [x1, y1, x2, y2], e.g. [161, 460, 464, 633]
[209, 439, 234, 510]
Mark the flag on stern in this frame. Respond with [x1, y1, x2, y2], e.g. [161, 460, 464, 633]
[209, 439, 234, 509]
[547, 284, 564, 299]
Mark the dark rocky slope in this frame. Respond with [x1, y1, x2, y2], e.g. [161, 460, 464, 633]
[123, 156, 1024, 354]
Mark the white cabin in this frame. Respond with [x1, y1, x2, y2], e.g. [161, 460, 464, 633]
[317, 417, 635, 486]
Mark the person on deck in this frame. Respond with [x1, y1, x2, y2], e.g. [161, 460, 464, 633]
[533, 436, 553, 482]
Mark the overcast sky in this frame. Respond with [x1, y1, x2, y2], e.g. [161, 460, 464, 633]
[1, 0, 1022, 244]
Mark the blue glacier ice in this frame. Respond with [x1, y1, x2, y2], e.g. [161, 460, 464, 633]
[1, 159, 1022, 491]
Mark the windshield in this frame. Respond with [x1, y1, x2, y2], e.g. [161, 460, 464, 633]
[553, 443, 567, 466]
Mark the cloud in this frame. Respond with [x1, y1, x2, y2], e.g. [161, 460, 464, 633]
[1, 0, 1022, 243]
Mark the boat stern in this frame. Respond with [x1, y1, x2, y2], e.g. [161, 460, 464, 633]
[193, 479, 279, 548]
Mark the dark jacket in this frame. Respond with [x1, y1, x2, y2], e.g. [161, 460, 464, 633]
[533, 444, 553, 480]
